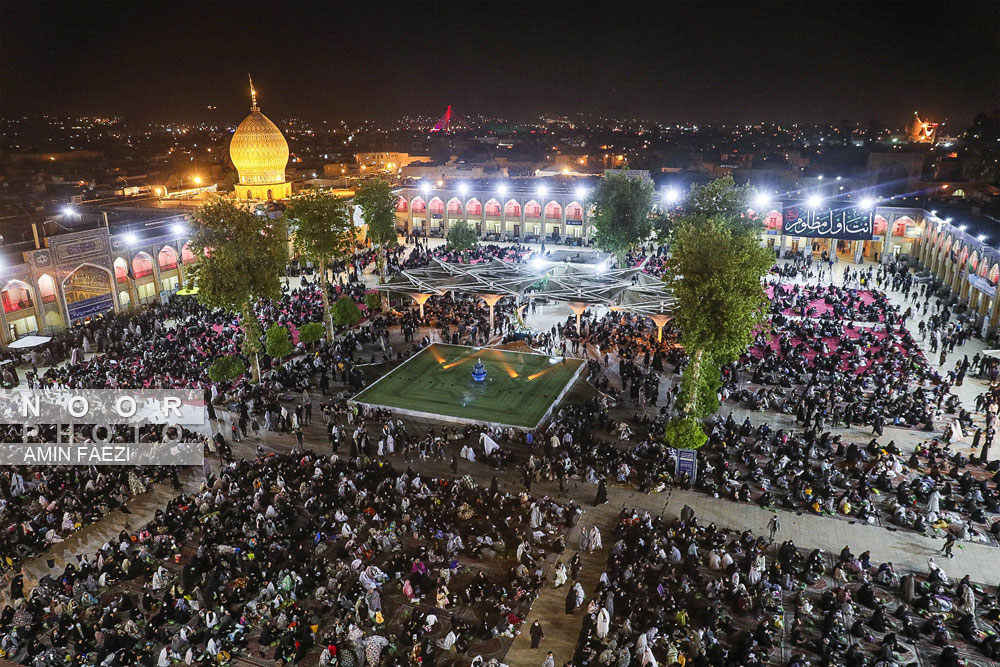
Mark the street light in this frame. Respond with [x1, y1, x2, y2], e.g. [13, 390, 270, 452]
[193, 176, 202, 185]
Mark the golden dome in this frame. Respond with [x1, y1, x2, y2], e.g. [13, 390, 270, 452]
[229, 81, 289, 186]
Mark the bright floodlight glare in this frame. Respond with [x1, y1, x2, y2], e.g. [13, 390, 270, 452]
[663, 188, 680, 204]
[497, 184, 508, 197]
[979, 235, 987, 242]
[172, 224, 185, 235]
[530, 256, 545, 271]
[959, 225, 968, 231]
[458, 183, 468, 196]
[536, 185, 548, 197]
[753, 192, 771, 208]
[575, 186, 588, 200]
[807, 195, 823, 209]
[62, 206, 76, 217]
[124, 233, 137, 245]
[859, 197, 875, 210]
[945, 217, 953, 223]
[421, 182, 432, 195]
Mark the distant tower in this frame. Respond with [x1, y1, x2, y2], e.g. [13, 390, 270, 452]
[430, 105, 452, 133]
[906, 111, 937, 144]
[229, 75, 292, 201]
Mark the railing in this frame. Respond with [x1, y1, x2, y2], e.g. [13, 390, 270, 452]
[133, 269, 154, 279]
[4, 300, 34, 314]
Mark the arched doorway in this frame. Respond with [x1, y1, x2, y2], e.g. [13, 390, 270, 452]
[62, 264, 116, 324]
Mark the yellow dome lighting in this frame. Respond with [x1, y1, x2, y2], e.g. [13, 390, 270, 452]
[229, 76, 291, 200]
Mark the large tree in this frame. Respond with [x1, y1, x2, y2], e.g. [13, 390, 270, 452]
[446, 219, 478, 253]
[285, 191, 356, 341]
[589, 170, 656, 264]
[664, 179, 772, 448]
[354, 179, 399, 283]
[188, 199, 287, 382]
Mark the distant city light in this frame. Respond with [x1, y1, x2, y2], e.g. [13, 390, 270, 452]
[807, 195, 823, 209]
[859, 197, 875, 209]
[663, 188, 680, 204]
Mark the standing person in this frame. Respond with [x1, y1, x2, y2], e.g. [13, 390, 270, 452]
[529, 621, 545, 649]
[542, 651, 555, 667]
[942, 532, 956, 558]
[594, 477, 608, 506]
[767, 514, 780, 543]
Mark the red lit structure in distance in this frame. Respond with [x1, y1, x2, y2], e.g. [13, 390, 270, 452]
[430, 105, 452, 133]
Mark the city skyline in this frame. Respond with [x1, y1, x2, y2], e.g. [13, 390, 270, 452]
[2, 0, 998, 126]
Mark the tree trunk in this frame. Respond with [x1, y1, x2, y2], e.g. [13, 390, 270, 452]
[240, 302, 263, 384]
[318, 258, 334, 342]
[684, 348, 703, 416]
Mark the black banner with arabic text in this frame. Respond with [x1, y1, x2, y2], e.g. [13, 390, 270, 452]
[782, 206, 874, 240]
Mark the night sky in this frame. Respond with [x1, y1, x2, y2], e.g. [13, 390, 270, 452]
[2, 0, 998, 125]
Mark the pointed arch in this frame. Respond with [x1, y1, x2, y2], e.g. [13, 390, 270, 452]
[446, 197, 463, 215]
[396, 196, 409, 213]
[428, 197, 444, 215]
[504, 199, 521, 217]
[565, 201, 584, 221]
[1, 279, 34, 313]
[181, 241, 196, 264]
[132, 252, 154, 279]
[524, 200, 541, 218]
[37, 273, 57, 304]
[484, 198, 501, 217]
[410, 197, 426, 213]
[465, 198, 482, 216]
[158, 245, 178, 271]
[114, 257, 129, 282]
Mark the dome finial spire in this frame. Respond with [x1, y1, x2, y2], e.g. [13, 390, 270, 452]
[248, 73, 258, 111]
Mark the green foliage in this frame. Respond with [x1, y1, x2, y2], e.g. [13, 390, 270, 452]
[667, 215, 773, 365]
[446, 220, 479, 252]
[207, 355, 246, 383]
[188, 199, 288, 313]
[298, 322, 326, 345]
[676, 353, 721, 419]
[331, 296, 362, 327]
[683, 176, 760, 231]
[286, 191, 356, 266]
[354, 179, 399, 248]
[664, 416, 708, 450]
[589, 170, 656, 262]
[265, 323, 294, 358]
[364, 292, 382, 312]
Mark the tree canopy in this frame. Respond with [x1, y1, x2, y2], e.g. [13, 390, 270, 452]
[265, 323, 294, 359]
[446, 220, 478, 252]
[207, 355, 246, 383]
[285, 190, 356, 340]
[286, 191, 356, 268]
[331, 296, 362, 327]
[188, 199, 287, 313]
[297, 322, 326, 345]
[589, 170, 656, 262]
[354, 179, 399, 249]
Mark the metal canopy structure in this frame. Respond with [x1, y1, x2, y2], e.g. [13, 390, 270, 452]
[376, 257, 676, 316]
